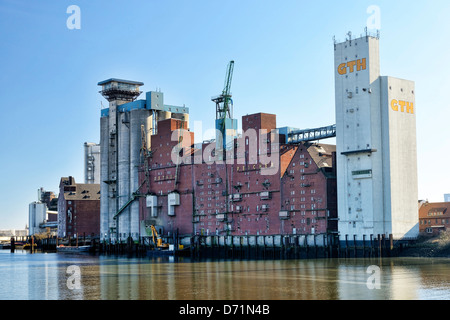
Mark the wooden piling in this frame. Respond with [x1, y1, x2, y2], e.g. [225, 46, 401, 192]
[10, 237, 15, 253]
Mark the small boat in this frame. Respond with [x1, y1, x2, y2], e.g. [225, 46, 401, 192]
[57, 245, 91, 253]
[23, 243, 37, 250]
[147, 248, 175, 256]
[147, 244, 190, 257]
[0, 243, 11, 250]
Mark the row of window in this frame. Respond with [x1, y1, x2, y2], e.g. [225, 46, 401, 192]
[290, 190, 316, 195]
[427, 211, 446, 217]
[421, 219, 449, 225]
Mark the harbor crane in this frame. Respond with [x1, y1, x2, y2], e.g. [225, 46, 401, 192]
[212, 60, 235, 133]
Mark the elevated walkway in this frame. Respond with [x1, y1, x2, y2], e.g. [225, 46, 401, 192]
[286, 124, 336, 144]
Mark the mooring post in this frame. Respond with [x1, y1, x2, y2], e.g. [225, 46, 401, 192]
[389, 234, 393, 255]
[345, 234, 349, 258]
[10, 237, 15, 253]
[377, 234, 381, 257]
[370, 234, 373, 257]
[363, 235, 366, 257]
[262, 236, 266, 259]
[313, 235, 317, 258]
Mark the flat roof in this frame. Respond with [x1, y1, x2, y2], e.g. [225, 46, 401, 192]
[98, 78, 144, 86]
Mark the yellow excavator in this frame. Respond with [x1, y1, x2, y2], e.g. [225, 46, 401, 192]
[149, 225, 169, 249]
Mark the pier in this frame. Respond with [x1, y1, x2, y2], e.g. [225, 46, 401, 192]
[187, 233, 406, 259]
[97, 233, 408, 259]
[4, 233, 412, 259]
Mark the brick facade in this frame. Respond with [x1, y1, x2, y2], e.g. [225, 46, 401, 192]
[419, 202, 450, 236]
[58, 177, 100, 238]
[138, 113, 337, 238]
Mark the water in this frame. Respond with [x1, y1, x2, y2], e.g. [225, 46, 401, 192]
[1, 250, 450, 300]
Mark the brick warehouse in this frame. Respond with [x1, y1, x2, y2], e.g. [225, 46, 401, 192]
[138, 112, 337, 238]
[57, 176, 100, 238]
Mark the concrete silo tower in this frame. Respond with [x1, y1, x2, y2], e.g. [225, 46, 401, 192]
[334, 32, 419, 242]
[98, 79, 148, 242]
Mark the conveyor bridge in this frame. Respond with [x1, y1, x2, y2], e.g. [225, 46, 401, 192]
[287, 124, 336, 144]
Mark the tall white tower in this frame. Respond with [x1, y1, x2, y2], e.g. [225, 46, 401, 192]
[334, 32, 418, 241]
[99, 78, 147, 243]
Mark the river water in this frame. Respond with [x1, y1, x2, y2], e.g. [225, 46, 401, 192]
[1, 250, 450, 300]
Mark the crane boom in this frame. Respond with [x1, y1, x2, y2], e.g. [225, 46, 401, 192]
[222, 60, 234, 120]
[223, 60, 234, 96]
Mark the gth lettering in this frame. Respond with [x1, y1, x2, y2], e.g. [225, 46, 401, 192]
[391, 100, 414, 114]
[338, 58, 367, 75]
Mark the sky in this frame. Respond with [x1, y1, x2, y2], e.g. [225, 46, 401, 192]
[0, 0, 449, 230]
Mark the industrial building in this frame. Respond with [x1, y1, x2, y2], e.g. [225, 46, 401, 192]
[97, 31, 419, 245]
[136, 113, 337, 239]
[84, 142, 101, 184]
[28, 188, 58, 236]
[57, 176, 100, 238]
[419, 202, 450, 236]
[334, 31, 419, 241]
[97, 74, 338, 243]
[98, 79, 189, 242]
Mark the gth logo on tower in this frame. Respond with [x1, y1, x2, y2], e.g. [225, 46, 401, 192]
[391, 100, 414, 114]
[337, 58, 367, 75]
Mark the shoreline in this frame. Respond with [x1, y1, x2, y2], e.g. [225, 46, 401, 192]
[398, 234, 450, 259]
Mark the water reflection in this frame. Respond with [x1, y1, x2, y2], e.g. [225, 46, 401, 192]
[1, 251, 450, 300]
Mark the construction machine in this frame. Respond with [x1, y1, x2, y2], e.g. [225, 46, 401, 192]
[149, 225, 169, 249]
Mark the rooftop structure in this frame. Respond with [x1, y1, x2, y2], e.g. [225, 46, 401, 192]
[98, 78, 144, 102]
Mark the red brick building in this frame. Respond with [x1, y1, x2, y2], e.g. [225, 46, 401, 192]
[419, 202, 450, 236]
[57, 176, 100, 238]
[138, 113, 337, 238]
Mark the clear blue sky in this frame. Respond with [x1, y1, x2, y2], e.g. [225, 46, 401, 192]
[0, 0, 449, 230]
